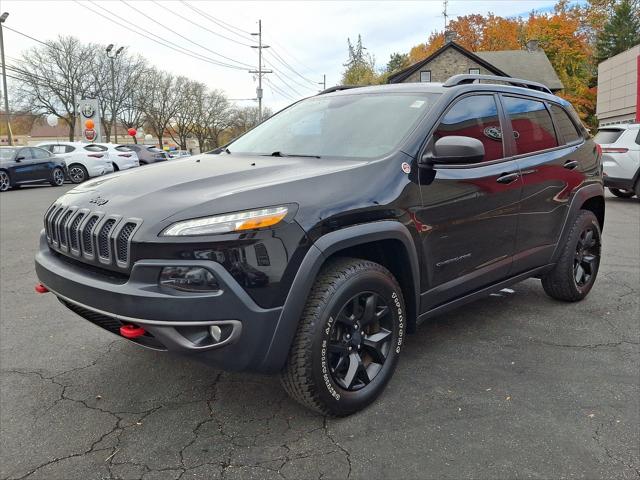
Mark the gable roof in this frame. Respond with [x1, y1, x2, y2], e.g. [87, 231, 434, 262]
[475, 50, 563, 90]
[388, 42, 508, 83]
[388, 41, 564, 91]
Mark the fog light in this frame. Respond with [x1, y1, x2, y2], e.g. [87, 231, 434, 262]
[209, 325, 222, 342]
[159, 267, 219, 292]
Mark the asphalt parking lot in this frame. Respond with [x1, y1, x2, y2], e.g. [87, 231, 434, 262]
[0, 185, 638, 480]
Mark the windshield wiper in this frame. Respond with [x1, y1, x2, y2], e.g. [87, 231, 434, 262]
[267, 151, 321, 159]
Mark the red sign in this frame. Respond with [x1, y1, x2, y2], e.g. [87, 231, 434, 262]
[84, 128, 96, 141]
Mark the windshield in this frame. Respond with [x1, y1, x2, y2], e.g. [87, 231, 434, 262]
[0, 148, 17, 160]
[228, 92, 440, 159]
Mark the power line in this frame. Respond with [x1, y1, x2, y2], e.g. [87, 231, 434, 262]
[268, 47, 319, 87]
[181, 1, 255, 39]
[264, 78, 296, 102]
[75, 0, 247, 71]
[156, 0, 256, 48]
[263, 54, 316, 94]
[2, 25, 67, 55]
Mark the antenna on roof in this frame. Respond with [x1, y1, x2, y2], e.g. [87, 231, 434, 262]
[443, 0, 449, 30]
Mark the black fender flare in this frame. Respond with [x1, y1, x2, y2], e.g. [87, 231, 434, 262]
[259, 220, 420, 373]
[550, 183, 604, 263]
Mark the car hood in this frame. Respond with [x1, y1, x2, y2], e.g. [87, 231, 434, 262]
[56, 153, 368, 227]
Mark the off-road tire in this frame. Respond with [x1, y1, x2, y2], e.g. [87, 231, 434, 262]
[281, 257, 406, 416]
[541, 210, 601, 302]
[609, 187, 635, 199]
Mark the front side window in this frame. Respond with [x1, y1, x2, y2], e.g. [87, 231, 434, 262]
[228, 93, 440, 159]
[503, 96, 558, 155]
[17, 148, 33, 160]
[550, 104, 581, 144]
[434, 95, 504, 161]
[30, 148, 50, 159]
[420, 71, 431, 82]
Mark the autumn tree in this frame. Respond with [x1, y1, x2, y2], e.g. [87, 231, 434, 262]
[341, 35, 379, 85]
[596, 0, 640, 61]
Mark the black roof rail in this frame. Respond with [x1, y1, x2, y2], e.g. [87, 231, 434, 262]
[443, 74, 553, 95]
[317, 85, 363, 95]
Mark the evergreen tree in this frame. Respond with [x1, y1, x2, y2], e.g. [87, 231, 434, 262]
[596, 0, 640, 61]
[341, 35, 378, 85]
[386, 53, 410, 74]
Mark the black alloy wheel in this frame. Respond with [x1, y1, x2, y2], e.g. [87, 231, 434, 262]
[574, 226, 599, 287]
[281, 258, 405, 416]
[327, 292, 393, 391]
[542, 210, 601, 302]
[68, 165, 88, 184]
[51, 167, 65, 186]
[0, 171, 9, 192]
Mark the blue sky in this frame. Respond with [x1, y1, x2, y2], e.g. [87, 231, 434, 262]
[3, 0, 564, 111]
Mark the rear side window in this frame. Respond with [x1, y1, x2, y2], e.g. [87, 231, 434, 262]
[434, 95, 504, 161]
[503, 96, 558, 155]
[115, 145, 133, 152]
[594, 129, 624, 144]
[84, 144, 107, 152]
[550, 105, 581, 144]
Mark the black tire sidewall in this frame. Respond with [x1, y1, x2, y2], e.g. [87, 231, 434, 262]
[569, 213, 601, 298]
[309, 269, 405, 416]
[609, 187, 634, 198]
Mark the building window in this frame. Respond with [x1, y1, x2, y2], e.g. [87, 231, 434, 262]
[469, 68, 480, 75]
[420, 70, 431, 82]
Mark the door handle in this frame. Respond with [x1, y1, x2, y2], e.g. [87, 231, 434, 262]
[496, 172, 520, 184]
[564, 160, 579, 170]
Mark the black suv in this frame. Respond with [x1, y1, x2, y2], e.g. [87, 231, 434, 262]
[35, 75, 604, 416]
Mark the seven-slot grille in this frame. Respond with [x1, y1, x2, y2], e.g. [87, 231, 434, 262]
[44, 204, 141, 269]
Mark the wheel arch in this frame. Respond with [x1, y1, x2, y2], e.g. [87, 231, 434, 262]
[259, 221, 420, 373]
[550, 183, 605, 264]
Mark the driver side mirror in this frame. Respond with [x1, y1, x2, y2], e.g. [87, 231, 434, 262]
[420, 136, 485, 166]
[14, 156, 25, 162]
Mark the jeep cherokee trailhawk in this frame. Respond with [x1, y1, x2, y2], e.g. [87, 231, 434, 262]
[35, 75, 604, 416]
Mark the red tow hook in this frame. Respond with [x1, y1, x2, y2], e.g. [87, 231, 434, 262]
[120, 324, 146, 339]
[35, 283, 49, 294]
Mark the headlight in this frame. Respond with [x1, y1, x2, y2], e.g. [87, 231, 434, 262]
[161, 206, 289, 236]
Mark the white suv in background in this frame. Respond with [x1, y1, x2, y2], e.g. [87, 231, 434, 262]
[93, 143, 140, 172]
[594, 123, 640, 198]
[37, 142, 114, 183]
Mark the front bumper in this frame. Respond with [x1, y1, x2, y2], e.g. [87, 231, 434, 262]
[35, 233, 283, 372]
[603, 175, 635, 191]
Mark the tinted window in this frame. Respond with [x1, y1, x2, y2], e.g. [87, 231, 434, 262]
[84, 144, 107, 152]
[636, 131, 640, 145]
[0, 148, 17, 160]
[594, 129, 624, 144]
[434, 95, 504, 161]
[16, 148, 33, 160]
[39, 144, 54, 152]
[550, 105, 581, 144]
[30, 148, 50, 159]
[115, 145, 133, 152]
[503, 96, 558, 155]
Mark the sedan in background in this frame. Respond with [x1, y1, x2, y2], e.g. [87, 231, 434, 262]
[127, 144, 169, 165]
[37, 142, 114, 183]
[0, 146, 67, 192]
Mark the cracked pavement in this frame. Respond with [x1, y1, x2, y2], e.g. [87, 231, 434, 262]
[1, 185, 638, 480]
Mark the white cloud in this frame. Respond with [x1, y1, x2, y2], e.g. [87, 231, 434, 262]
[2, 0, 558, 111]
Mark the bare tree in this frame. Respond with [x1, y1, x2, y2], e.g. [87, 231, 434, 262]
[169, 79, 202, 150]
[141, 71, 184, 147]
[15, 36, 97, 140]
[228, 105, 272, 140]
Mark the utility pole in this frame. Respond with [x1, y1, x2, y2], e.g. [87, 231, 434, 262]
[443, 0, 449, 31]
[106, 44, 124, 143]
[250, 20, 271, 122]
[0, 12, 12, 146]
[318, 74, 326, 91]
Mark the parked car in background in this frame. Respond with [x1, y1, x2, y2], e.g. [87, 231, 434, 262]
[90, 144, 140, 172]
[168, 150, 191, 159]
[0, 146, 66, 192]
[594, 123, 640, 198]
[37, 142, 114, 183]
[127, 144, 169, 165]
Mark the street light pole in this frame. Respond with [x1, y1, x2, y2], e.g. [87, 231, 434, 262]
[106, 44, 123, 143]
[318, 74, 326, 92]
[0, 12, 12, 146]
